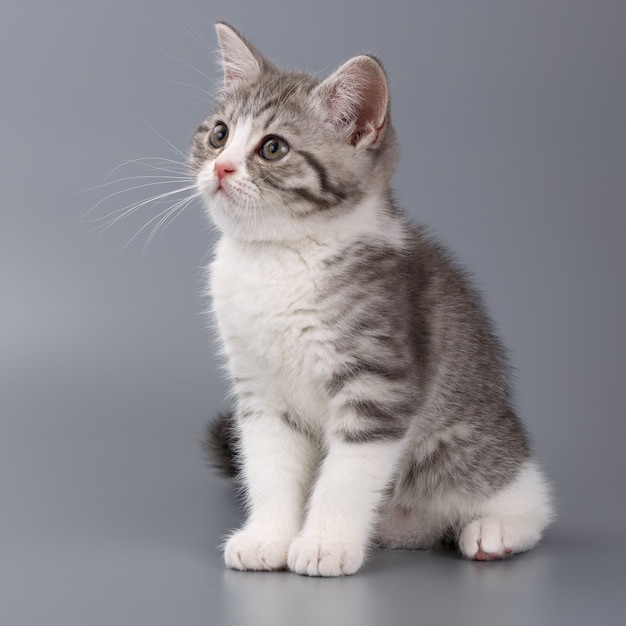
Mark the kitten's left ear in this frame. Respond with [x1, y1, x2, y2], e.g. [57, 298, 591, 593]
[215, 22, 266, 88]
[313, 55, 389, 147]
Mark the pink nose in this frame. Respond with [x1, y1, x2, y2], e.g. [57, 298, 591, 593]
[215, 160, 236, 180]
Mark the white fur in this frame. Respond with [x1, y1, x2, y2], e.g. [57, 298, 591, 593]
[210, 189, 410, 575]
[215, 116, 252, 171]
[288, 439, 403, 576]
[224, 415, 317, 571]
[376, 459, 554, 559]
[209, 195, 405, 435]
[457, 460, 555, 559]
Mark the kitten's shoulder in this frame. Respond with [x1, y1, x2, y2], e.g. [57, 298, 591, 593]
[328, 210, 458, 278]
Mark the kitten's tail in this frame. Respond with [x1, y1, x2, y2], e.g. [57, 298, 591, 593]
[202, 411, 241, 478]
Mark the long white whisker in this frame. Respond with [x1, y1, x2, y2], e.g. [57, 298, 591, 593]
[186, 27, 217, 56]
[172, 96, 214, 106]
[158, 43, 218, 86]
[119, 191, 200, 251]
[141, 194, 200, 253]
[83, 181, 196, 220]
[100, 156, 188, 184]
[89, 184, 198, 231]
[141, 116, 189, 160]
[119, 161, 190, 177]
[157, 194, 199, 238]
[82, 174, 191, 194]
[172, 81, 213, 97]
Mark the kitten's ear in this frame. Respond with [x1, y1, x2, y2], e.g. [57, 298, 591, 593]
[313, 55, 389, 147]
[215, 22, 263, 88]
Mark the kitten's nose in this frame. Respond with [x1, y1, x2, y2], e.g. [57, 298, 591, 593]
[215, 160, 236, 180]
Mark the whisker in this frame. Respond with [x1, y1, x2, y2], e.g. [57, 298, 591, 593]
[118, 191, 200, 250]
[158, 43, 219, 86]
[140, 193, 200, 253]
[186, 27, 217, 56]
[82, 174, 191, 194]
[88, 184, 198, 231]
[100, 156, 188, 184]
[140, 116, 189, 161]
[120, 162, 189, 178]
[172, 81, 213, 97]
[172, 96, 215, 107]
[83, 181, 196, 221]
[257, 180, 287, 231]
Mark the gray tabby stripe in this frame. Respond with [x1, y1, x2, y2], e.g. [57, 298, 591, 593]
[339, 424, 406, 444]
[326, 362, 408, 396]
[298, 150, 346, 201]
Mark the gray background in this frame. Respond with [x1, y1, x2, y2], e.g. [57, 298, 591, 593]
[2, 1, 625, 624]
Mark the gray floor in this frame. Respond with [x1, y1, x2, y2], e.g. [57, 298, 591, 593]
[2, 1, 626, 625]
[3, 365, 625, 626]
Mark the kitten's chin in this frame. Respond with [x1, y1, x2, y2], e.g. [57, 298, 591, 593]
[201, 198, 274, 242]
[201, 192, 264, 242]
[202, 195, 236, 235]
[203, 190, 384, 244]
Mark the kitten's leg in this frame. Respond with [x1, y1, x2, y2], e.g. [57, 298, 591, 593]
[458, 460, 554, 560]
[374, 502, 445, 550]
[288, 437, 403, 576]
[224, 411, 317, 571]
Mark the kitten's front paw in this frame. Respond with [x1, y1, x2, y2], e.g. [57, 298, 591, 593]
[224, 528, 292, 571]
[287, 536, 365, 577]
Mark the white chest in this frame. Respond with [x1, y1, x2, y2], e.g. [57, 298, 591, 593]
[209, 238, 337, 422]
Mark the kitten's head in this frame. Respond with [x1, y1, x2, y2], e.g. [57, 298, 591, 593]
[191, 22, 398, 242]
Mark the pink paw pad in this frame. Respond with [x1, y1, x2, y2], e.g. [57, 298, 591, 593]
[474, 548, 509, 561]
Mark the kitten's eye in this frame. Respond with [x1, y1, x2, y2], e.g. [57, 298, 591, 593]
[259, 136, 289, 161]
[209, 123, 229, 149]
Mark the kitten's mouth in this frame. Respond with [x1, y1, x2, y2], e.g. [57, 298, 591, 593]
[214, 180, 228, 195]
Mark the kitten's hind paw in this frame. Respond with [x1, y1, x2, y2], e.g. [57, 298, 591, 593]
[224, 528, 292, 571]
[287, 536, 365, 577]
[459, 516, 542, 561]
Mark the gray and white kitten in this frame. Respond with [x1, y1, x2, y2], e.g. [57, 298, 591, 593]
[195, 22, 553, 576]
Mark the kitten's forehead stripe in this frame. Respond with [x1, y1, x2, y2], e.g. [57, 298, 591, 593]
[217, 72, 317, 126]
[255, 96, 289, 118]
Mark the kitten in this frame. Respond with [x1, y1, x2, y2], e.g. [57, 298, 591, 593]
[194, 22, 554, 576]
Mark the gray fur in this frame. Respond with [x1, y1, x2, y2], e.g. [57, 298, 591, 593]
[314, 225, 529, 495]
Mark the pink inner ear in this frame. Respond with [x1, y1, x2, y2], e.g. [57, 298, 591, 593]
[316, 56, 389, 146]
[352, 72, 388, 144]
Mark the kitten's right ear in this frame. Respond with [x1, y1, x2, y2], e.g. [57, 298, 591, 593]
[215, 22, 263, 88]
